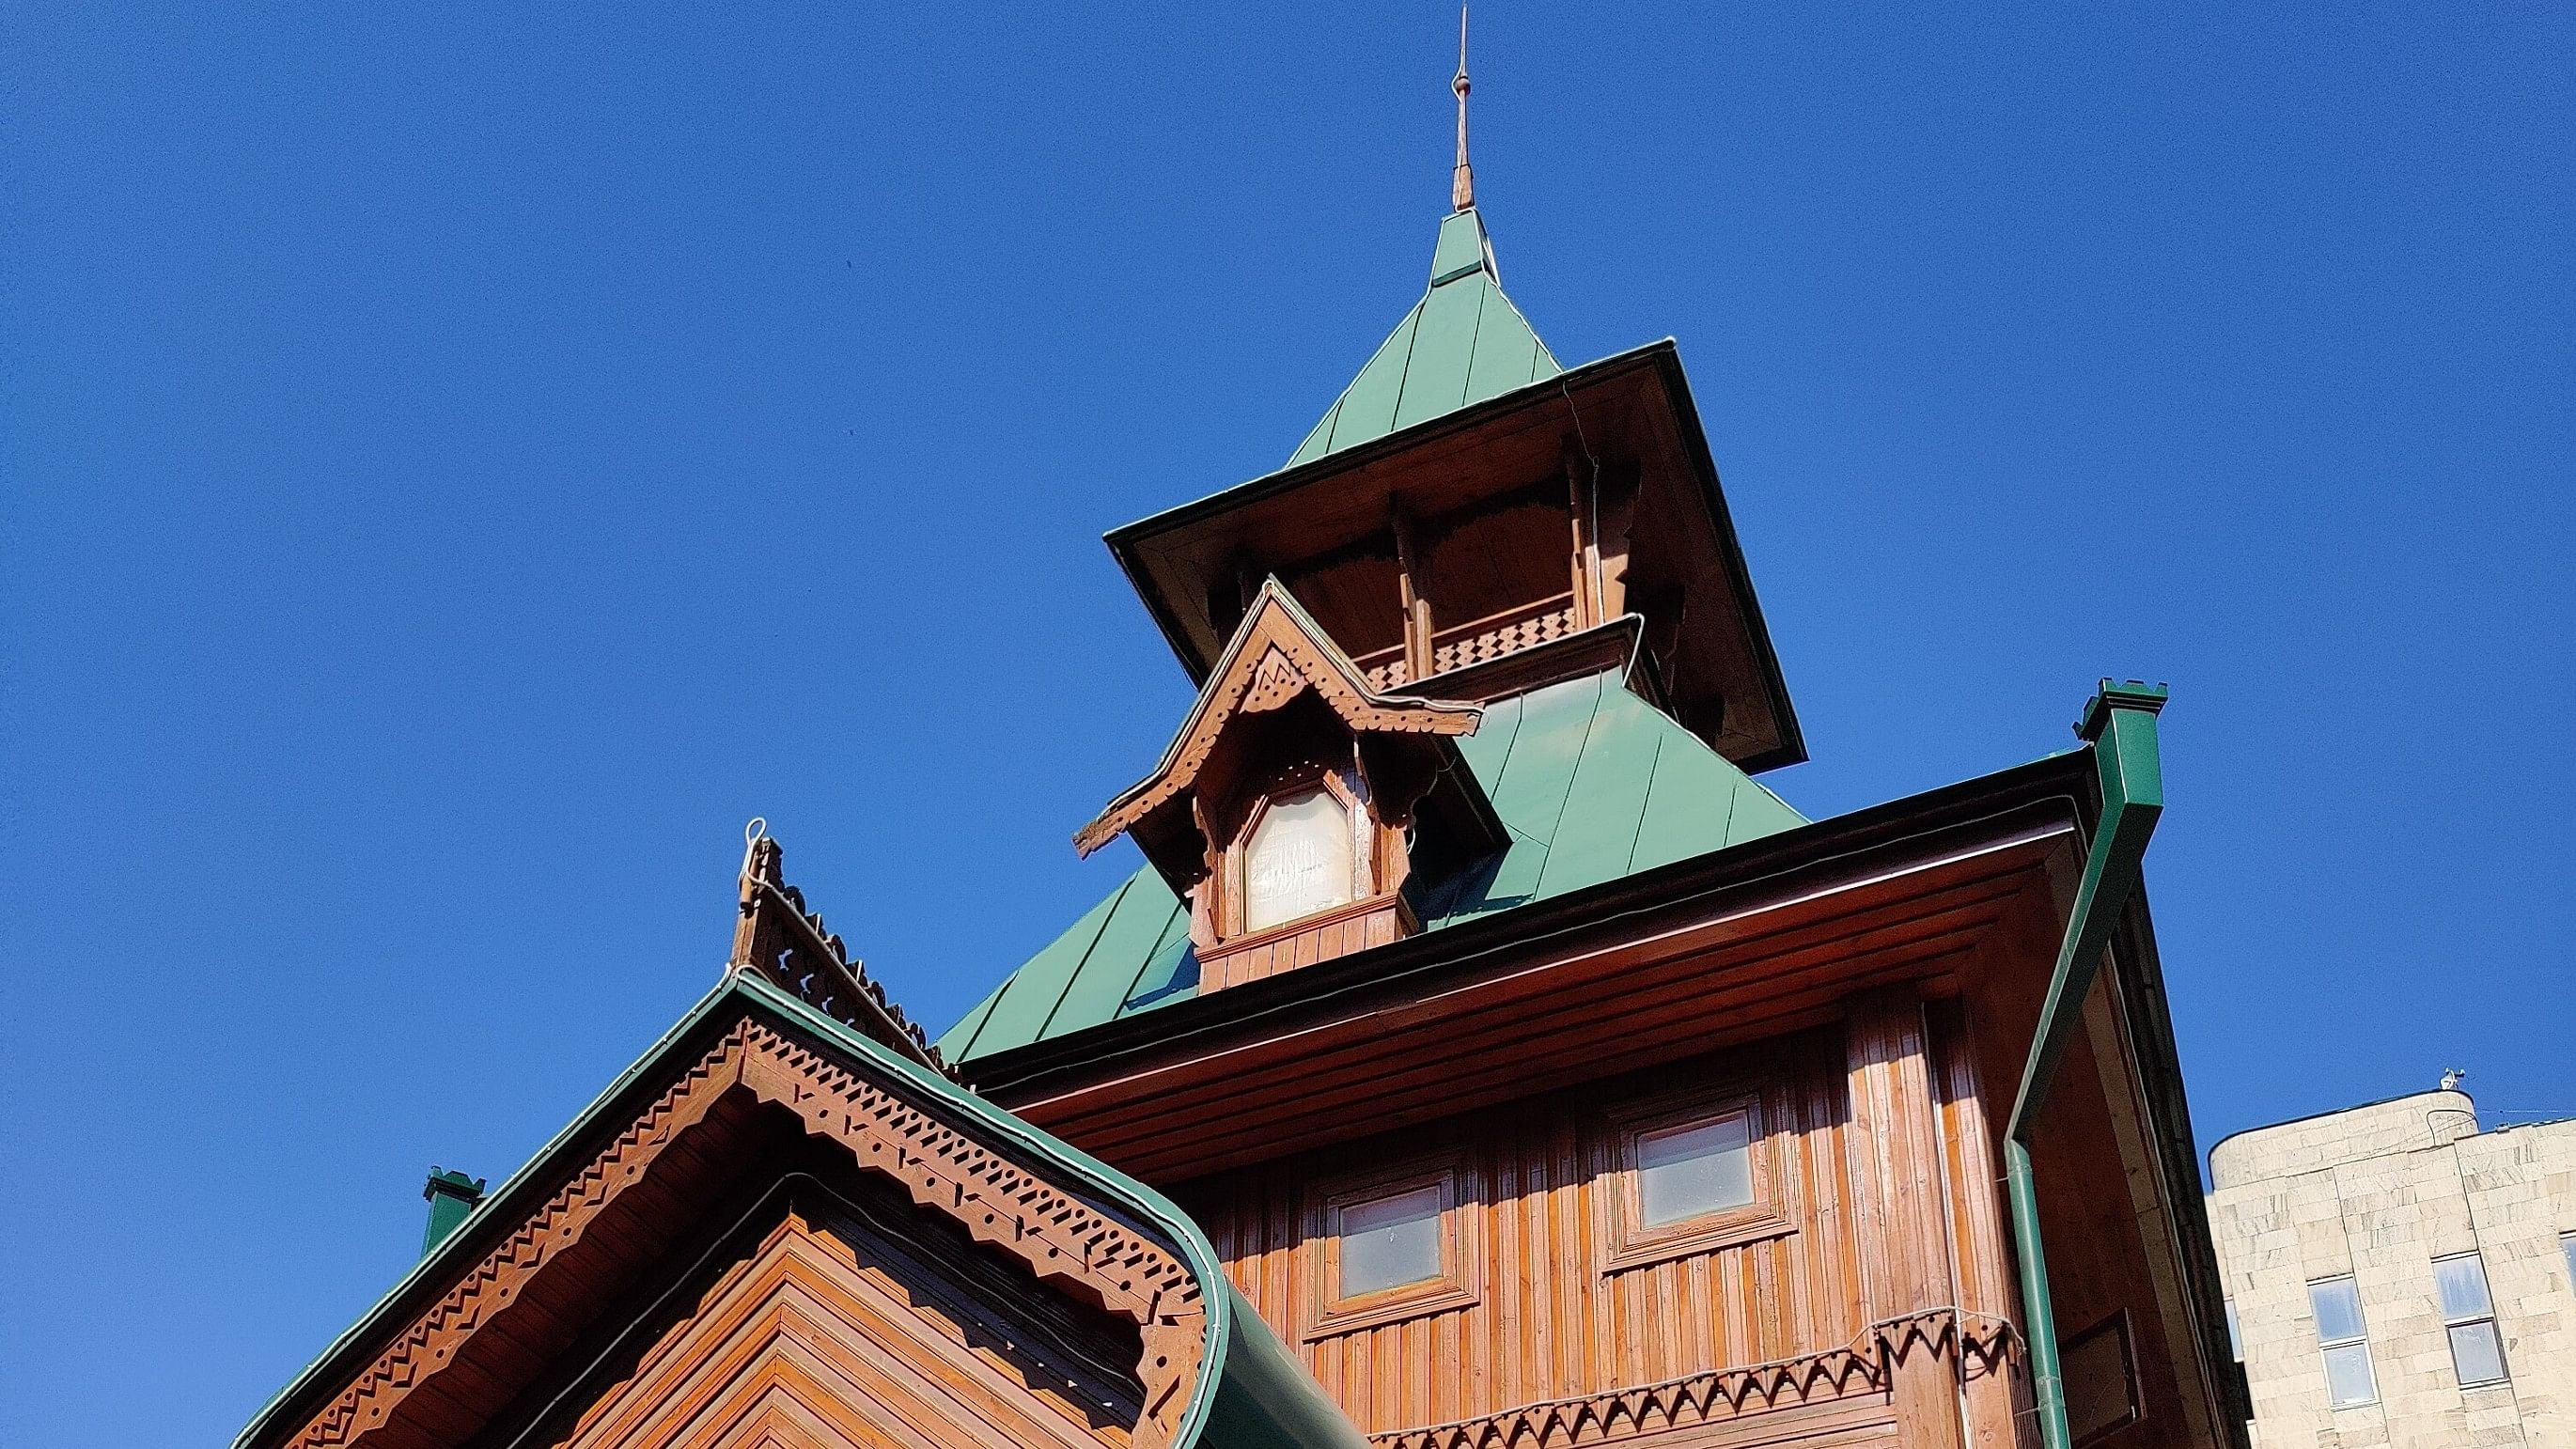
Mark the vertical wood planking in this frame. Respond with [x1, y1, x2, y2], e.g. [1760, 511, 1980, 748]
[1181, 1028, 1898, 1435]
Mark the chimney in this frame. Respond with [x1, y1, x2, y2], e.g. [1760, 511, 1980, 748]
[421, 1167, 487, 1257]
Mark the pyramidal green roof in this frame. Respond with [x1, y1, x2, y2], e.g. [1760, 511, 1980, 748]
[939, 671, 1805, 1062]
[1287, 208, 1562, 466]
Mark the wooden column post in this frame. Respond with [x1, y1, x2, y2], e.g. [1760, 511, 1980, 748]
[1565, 438, 1600, 630]
[1846, 989, 1971, 1449]
[1391, 506, 1434, 684]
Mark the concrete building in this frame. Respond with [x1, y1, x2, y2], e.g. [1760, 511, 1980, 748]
[2208, 1087, 2576, 1447]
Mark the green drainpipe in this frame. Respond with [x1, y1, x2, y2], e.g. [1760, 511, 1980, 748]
[2002, 680, 2166, 1449]
[421, 1167, 488, 1257]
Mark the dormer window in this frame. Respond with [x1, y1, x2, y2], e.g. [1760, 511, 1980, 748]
[1241, 785, 1357, 931]
[1073, 581, 1506, 996]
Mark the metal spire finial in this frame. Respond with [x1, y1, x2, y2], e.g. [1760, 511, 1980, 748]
[1450, 6, 1475, 212]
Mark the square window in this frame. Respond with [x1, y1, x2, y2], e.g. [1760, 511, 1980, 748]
[1304, 1155, 1481, 1340]
[1338, 1183, 1443, 1298]
[1602, 1086, 1791, 1271]
[2434, 1254, 2493, 1319]
[2447, 1320, 2508, 1387]
[2321, 1342, 2378, 1408]
[1637, 1113, 1754, 1225]
[2309, 1276, 2365, 1346]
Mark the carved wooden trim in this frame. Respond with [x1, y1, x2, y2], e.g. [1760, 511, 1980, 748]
[1075, 582, 1478, 859]
[732, 834, 959, 1079]
[1366, 1308, 2016, 1449]
[275, 1014, 1209, 1449]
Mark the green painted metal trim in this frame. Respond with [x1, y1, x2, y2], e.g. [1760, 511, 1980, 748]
[2001, 679, 2167, 1449]
[237, 972, 1364, 1449]
[418, 1168, 486, 1258]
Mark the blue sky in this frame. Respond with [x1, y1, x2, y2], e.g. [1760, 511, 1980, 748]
[5, 3, 2569, 1442]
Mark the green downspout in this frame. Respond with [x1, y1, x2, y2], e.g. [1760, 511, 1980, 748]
[2002, 680, 2166, 1449]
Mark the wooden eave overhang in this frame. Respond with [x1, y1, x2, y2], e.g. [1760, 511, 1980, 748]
[972, 748, 2138, 1182]
[1074, 580, 1502, 894]
[1105, 341, 1806, 774]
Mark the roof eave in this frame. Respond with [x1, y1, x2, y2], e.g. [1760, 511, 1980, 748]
[963, 746, 2104, 1094]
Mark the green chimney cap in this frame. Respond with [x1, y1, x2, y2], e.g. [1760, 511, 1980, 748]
[419, 1167, 487, 1258]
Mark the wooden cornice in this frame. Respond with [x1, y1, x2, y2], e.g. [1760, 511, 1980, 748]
[265, 1006, 1207, 1449]
[1073, 580, 1481, 860]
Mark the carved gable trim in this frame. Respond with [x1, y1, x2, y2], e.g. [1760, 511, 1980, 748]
[1075, 581, 1479, 859]
[272, 1005, 1208, 1449]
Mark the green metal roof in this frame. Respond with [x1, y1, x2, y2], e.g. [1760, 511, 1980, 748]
[941, 671, 1805, 1061]
[238, 971, 1365, 1449]
[1286, 208, 1561, 466]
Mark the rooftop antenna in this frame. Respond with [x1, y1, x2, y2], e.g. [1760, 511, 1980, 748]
[1451, 6, 1475, 212]
[2440, 1067, 2468, 1092]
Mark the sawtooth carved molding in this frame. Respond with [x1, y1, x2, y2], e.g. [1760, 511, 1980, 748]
[1366, 1309, 2019, 1449]
[278, 1015, 1207, 1449]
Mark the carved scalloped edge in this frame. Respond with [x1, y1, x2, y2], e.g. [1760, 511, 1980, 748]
[1367, 1309, 2018, 1449]
[285, 1021, 1207, 1449]
[1076, 587, 1479, 857]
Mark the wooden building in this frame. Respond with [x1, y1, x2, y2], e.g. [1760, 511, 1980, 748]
[239, 83, 2244, 1449]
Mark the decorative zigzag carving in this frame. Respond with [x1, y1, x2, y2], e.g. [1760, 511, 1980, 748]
[279, 1017, 1207, 1449]
[1366, 1309, 2018, 1449]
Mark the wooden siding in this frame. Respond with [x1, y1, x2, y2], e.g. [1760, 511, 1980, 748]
[1177, 1028, 1897, 1439]
[552, 1186, 1146, 1449]
[1173, 1005, 2041, 1449]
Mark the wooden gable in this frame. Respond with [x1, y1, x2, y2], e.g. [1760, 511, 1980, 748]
[1074, 581, 1503, 992]
[240, 986, 1213, 1449]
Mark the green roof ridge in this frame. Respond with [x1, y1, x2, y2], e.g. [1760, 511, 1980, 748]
[1288, 208, 1561, 466]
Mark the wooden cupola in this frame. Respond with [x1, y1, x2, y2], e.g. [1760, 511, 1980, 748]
[1074, 581, 1506, 993]
[1104, 210, 1805, 773]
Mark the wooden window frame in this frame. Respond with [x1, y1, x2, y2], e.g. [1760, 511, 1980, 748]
[1600, 1086, 1792, 1272]
[1225, 765, 1373, 941]
[1302, 1152, 1481, 1340]
[2064, 1310, 2143, 1445]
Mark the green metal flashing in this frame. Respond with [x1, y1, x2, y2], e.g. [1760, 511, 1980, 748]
[237, 972, 1364, 1449]
[942, 671, 1804, 1061]
[1287, 208, 1560, 466]
[2001, 680, 2168, 1449]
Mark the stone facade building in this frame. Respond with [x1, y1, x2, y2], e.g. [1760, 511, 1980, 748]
[2208, 1088, 2576, 1447]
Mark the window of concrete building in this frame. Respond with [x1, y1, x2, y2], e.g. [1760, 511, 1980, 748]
[2308, 1276, 2377, 1409]
[2563, 1233, 2575, 1291]
[2434, 1253, 2509, 1387]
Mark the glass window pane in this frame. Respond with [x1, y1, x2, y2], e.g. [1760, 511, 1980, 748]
[2565, 1234, 2576, 1287]
[1637, 1113, 1754, 1226]
[2309, 1277, 2366, 1344]
[2435, 1254, 2493, 1320]
[1244, 788, 1354, 931]
[2448, 1321, 2508, 1386]
[1339, 1184, 1443, 1298]
[2322, 1342, 2378, 1408]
